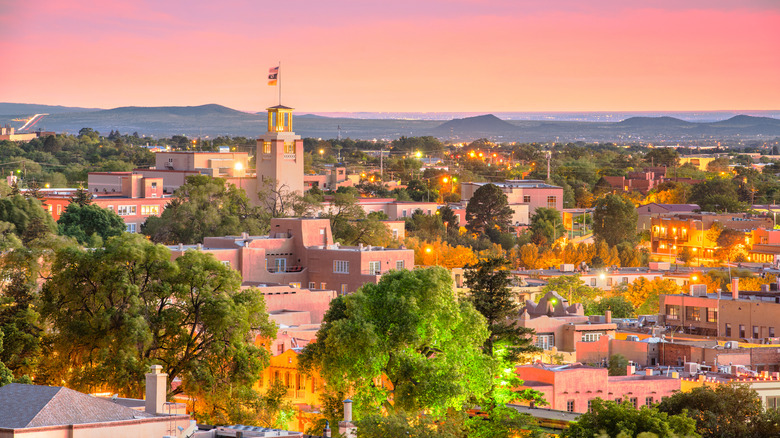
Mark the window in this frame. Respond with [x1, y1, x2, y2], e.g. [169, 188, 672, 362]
[768, 396, 780, 410]
[590, 278, 597, 286]
[309, 282, 316, 289]
[284, 141, 295, 154]
[615, 398, 622, 404]
[607, 278, 613, 286]
[221, 260, 230, 267]
[581, 333, 602, 342]
[622, 277, 628, 284]
[535, 334, 554, 350]
[707, 308, 717, 323]
[107, 205, 114, 212]
[56, 205, 62, 215]
[402, 210, 407, 218]
[334, 260, 349, 274]
[151, 182, 157, 188]
[277, 344, 284, 354]
[646, 396, 654, 406]
[126, 223, 136, 233]
[630, 397, 638, 408]
[566, 400, 575, 412]
[523, 195, 531, 203]
[141, 205, 160, 215]
[320, 282, 327, 290]
[770, 327, 775, 338]
[725, 323, 732, 337]
[686, 306, 701, 322]
[117, 205, 137, 216]
[739, 325, 746, 339]
[275, 258, 286, 273]
[263, 141, 271, 154]
[547, 196, 557, 208]
[666, 305, 679, 321]
[392, 229, 398, 239]
[341, 284, 348, 294]
[587, 400, 593, 412]
[396, 260, 405, 270]
[289, 282, 301, 288]
[754, 326, 760, 339]
[368, 261, 381, 275]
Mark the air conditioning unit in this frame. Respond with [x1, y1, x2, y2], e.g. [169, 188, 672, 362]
[725, 341, 740, 349]
[690, 284, 707, 296]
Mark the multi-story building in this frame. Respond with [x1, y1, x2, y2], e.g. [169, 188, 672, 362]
[460, 180, 563, 225]
[169, 217, 414, 295]
[659, 278, 780, 341]
[650, 213, 770, 261]
[636, 203, 700, 232]
[515, 362, 681, 413]
[40, 174, 169, 233]
[517, 291, 617, 364]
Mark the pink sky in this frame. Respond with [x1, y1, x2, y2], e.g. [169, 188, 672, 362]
[1, 0, 778, 112]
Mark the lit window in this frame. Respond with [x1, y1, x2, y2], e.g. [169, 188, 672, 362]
[547, 196, 557, 209]
[141, 205, 160, 215]
[117, 205, 137, 216]
[263, 141, 271, 154]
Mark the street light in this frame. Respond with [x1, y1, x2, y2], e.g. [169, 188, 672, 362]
[425, 246, 438, 266]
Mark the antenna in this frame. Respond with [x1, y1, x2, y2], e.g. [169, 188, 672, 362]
[337, 125, 342, 141]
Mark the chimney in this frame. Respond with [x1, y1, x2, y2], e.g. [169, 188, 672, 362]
[145, 365, 167, 415]
[645, 368, 654, 376]
[339, 399, 357, 438]
[604, 310, 612, 324]
[626, 362, 636, 375]
[732, 278, 739, 300]
[178, 243, 183, 251]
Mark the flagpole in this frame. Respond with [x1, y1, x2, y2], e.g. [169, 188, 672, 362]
[278, 61, 281, 106]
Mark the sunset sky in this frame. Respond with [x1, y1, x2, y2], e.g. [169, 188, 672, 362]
[1, 0, 778, 113]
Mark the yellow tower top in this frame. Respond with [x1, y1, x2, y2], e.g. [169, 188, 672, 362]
[267, 105, 294, 133]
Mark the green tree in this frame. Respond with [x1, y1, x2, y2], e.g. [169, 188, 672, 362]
[608, 353, 630, 376]
[38, 233, 276, 405]
[587, 296, 636, 318]
[142, 175, 268, 244]
[529, 207, 565, 246]
[57, 203, 125, 245]
[593, 194, 637, 246]
[563, 399, 698, 438]
[0, 195, 57, 240]
[541, 275, 601, 308]
[298, 268, 493, 418]
[466, 184, 514, 235]
[688, 179, 746, 212]
[656, 384, 763, 438]
[70, 187, 93, 206]
[644, 148, 680, 167]
[464, 257, 538, 359]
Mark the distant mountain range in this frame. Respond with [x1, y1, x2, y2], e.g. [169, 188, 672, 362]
[1, 103, 779, 142]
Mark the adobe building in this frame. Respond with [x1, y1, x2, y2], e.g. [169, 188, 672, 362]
[636, 203, 700, 231]
[659, 278, 780, 342]
[169, 217, 414, 295]
[515, 362, 681, 413]
[460, 180, 563, 225]
[40, 175, 169, 233]
[517, 291, 617, 363]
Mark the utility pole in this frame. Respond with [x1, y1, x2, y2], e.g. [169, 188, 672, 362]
[380, 145, 384, 181]
[546, 151, 551, 182]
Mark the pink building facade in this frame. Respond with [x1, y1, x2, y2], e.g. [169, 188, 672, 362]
[169, 218, 414, 295]
[460, 180, 563, 225]
[516, 363, 681, 413]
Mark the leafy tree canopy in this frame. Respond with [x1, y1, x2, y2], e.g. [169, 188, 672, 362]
[142, 175, 268, 244]
[563, 399, 698, 438]
[57, 203, 125, 245]
[298, 268, 493, 418]
[593, 194, 637, 246]
[38, 233, 276, 405]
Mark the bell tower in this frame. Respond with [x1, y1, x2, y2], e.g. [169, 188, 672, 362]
[256, 105, 304, 195]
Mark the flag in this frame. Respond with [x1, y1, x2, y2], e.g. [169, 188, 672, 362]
[268, 66, 279, 86]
